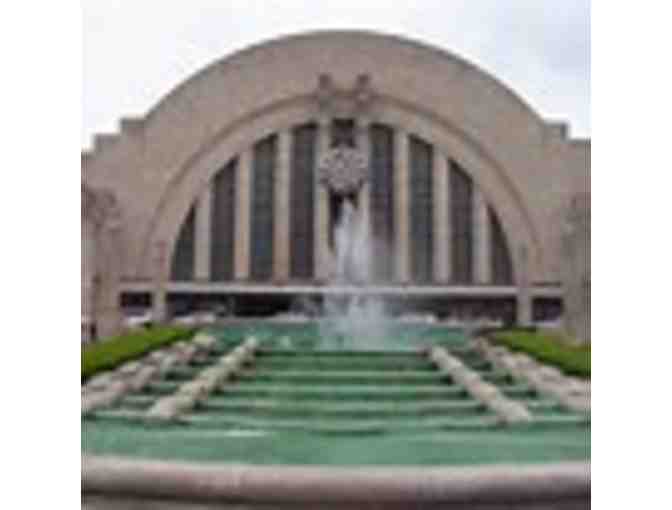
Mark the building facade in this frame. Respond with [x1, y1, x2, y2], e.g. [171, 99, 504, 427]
[82, 31, 590, 340]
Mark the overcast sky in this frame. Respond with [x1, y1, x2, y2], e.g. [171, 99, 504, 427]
[82, 0, 590, 150]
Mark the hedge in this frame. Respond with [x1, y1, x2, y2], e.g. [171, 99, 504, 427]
[489, 330, 590, 379]
[82, 327, 195, 381]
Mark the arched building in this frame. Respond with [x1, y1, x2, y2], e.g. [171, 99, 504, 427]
[82, 31, 590, 340]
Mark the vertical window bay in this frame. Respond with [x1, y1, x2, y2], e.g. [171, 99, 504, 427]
[170, 205, 195, 281]
[290, 123, 317, 280]
[450, 161, 473, 284]
[489, 207, 514, 285]
[250, 135, 277, 281]
[369, 124, 395, 282]
[211, 159, 237, 281]
[409, 136, 434, 283]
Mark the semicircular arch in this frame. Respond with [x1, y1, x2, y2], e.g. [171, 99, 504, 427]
[140, 97, 545, 284]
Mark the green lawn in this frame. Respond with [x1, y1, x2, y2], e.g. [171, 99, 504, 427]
[82, 326, 195, 381]
[489, 330, 590, 379]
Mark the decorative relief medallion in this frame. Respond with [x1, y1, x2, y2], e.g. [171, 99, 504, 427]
[317, 147, 369, 196]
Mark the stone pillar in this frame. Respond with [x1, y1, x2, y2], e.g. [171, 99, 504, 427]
[97, 273, 122, 338]
[356, 117, 372, 233]
[563, 195, 591, 343]
[274, 129, 292, 282]
[433, 153, 450, 283]
[516, 244, 533, 326]
[82, 218, 97, 341]
[234, 149, 252, 280]
[194, 185, 212, 281]
[315, 117, 331, 282]
[99, 220, 124, 337]
[473, 188, 492, 284]
[394, 129, 410, 283]
[152, 240, 168, 324]
[82, 185, 123, 339]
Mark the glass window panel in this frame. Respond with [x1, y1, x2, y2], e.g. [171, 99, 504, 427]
[450, 161, 473, 284]
[369, 124, 395, 282]
[250, 135, 277, 281]
[409, 136, 434, 284]
[290, 123, 317, 280]
[170, 205, 195, 281]
[331, 118, 356, 148]
[489, 206, 514, 285]
[211, 159, 237, 281]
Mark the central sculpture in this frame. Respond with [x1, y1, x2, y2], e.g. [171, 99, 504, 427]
[317, 146, 369, 197]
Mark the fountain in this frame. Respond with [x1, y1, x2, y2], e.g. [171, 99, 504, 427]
[316, 146, 392, 349]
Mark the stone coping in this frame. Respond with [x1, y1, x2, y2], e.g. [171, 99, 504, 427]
[145, 336, 259, 423]
[82, 332, 219, 416]
[473, 338, 590, 414]
[120, 280, 564, 297]
[82, 455, 589, 505]
[428, 347, 532, 425]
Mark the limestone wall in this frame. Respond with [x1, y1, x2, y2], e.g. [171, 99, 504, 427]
[82, 31, 590, 287]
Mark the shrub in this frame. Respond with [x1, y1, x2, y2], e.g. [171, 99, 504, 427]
[82, 327, 195, 381]
[489, 330, 590, 379]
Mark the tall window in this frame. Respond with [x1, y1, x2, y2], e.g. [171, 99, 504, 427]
[331, 118, 356, 148]
[409, 136, 434, 283]
[210, 159, 237, 281]
[450, 161, 473, 284]
[250, 135, 277, 281]
[489, 207, 514, 284]
[170, 205, 195, 281]
[369, 124, 395, 282]
[290, 123, 317, 279]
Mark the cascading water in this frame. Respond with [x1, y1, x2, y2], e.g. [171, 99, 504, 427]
[319, 198, 392, 349]
[334, 199, 368, 285]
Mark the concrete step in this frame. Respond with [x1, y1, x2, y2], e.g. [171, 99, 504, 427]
[532, 413, 591, 427]
[200, 399, 488, 418]
[145, 380, 182, 395]
[253, 358, 434, 371]
[257, 349, 424, 358]
[478, 371, 515, 384]
[217, 383, 470, 401]
[87, 408, 146, 424]
[184, 413, 500, 434]
[519, 399, 563, 412]
[237, 369, 448, 385]
[117, 394, 158, 410]
[499, 384, 538, 398]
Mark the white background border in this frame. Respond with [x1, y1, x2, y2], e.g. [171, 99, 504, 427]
[6, 1, 672, 507]
[3, 2, 80, 507]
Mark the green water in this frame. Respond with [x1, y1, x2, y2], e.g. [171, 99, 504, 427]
[82, 323, 590, 466]
[82, 421, 589, 466]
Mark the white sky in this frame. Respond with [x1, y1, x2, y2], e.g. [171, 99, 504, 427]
[82, 0, 590, 150]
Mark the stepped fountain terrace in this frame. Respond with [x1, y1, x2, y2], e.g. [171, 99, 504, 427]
[82, 323, 590, 508]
